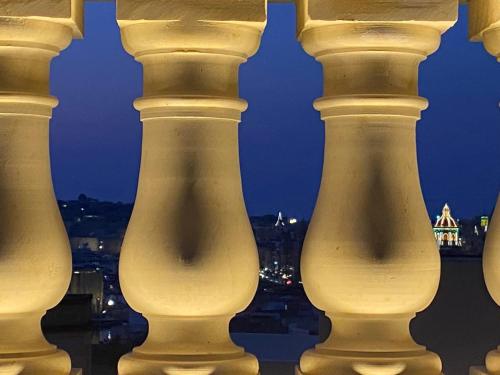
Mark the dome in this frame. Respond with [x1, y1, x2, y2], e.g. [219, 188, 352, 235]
[434, 203, 458, 228]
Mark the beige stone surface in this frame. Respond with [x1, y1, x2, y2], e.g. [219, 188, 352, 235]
[483, 196, 500, 316]
[469, 2, 500, 372]
[469, 0, 500, 38]
[468, 2, 500, 373]
[297, 0, 457, 33]
[116, 1, 267, 374]
[0, 0, 83, 37]
[0, 1, 82, 374]
[117, 0, 266, 25]
[469, 0, 500, 60]
[295, 2, 458, 375]
[475, 196, 500, 375]
[471, 367, 489, 375]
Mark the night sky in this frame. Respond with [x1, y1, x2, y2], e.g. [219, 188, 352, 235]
[51, 3, 499, 220]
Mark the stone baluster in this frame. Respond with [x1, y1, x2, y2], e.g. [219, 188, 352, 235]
[469, 0, 500, 62]
[295, 1, 458, 374]
[0, 1, 83, 374]
[116, 1, 266, 374]
[468, 1, 500, 374]
[472, 196, 500, 375]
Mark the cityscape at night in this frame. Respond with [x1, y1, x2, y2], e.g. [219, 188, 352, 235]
[0, 1, 498, 375]
[40, 194, 498, 374]
[54, 195, 493, 340]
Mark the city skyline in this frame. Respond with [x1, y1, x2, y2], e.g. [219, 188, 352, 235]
[51, 3, 499, 220]
[59, 194, 491, 225]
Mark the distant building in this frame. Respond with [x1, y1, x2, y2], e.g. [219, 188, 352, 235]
[60, 197, 131, 255]
[461, 215, 488, 256]
[98, 237, 123, 255]
[433, 203, 462, 247]
[481, 216, 489, 232]
[251, 211, 307, 284]
[68, 269, 104, 314]
[70, 237, 100, 252]
[275, 212, 286, 228]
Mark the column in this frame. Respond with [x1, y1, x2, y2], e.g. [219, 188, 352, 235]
[469, 0, 500, 61]
[468, 2, 500, 374]
[295, 1, 458, 374]
[473, 196, 500, 375]
[116, 1, 266, 374]
[0, 1, 82, 374]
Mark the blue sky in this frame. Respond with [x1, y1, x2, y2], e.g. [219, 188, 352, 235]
[51, 3, 499, 220]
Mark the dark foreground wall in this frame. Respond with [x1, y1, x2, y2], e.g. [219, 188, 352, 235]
[313, 258, 499, 375]
[47, 258, 500, 375]
[413, 257, 500, 375]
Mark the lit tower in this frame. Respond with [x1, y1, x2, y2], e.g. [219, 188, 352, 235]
[433, 203, 462, 247]
[275, 211, 287, 228]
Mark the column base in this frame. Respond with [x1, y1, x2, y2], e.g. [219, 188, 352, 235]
[0, 348, 71, 375]
[470, 367, 488, 375]
[118, 316, 259, 375]
[296, 348, 442, 375]
[118, 352, 259, 375]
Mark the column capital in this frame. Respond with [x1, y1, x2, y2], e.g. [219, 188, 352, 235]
[297, 0, 457, 62]
[469, 0, 500, 60]
[297, 0, 458, 34]
[116, 0, 267, 121]
[296, 0, 458, 121]
[0, 0, 83, 115]
[117, 0, 266, 59]
[0, 1, 83, 373]
[0, 0, 83, 38]
[117, 0, 266, 25]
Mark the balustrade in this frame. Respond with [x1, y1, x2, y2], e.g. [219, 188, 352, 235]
[0, 1, 498, 374]
[473, 196, 500, 375]
[468, 1, 500, 374]
[295, 1, 459, 374]
[116, 1, 267, 374]
[0, 1, 83, 374]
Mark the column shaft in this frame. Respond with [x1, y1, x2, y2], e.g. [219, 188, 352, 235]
[482, 196, 500, 375]
[296, 2, 458, 375]
[0, 2, 82, 374]
[468, 2, 500, 374]
[116, 2, 267, 374]
[469, 0, 500, 61]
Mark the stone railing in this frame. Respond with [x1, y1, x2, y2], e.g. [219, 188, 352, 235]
[0, 1, 498, 375]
